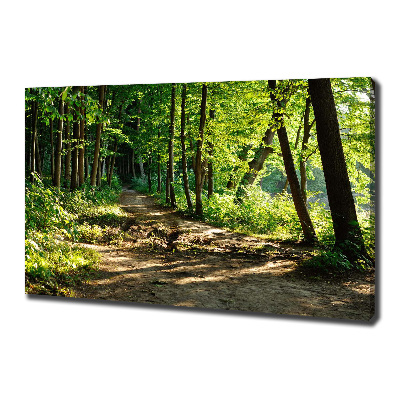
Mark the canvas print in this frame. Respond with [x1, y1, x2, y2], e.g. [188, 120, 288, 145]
[25, 78, 375, 320]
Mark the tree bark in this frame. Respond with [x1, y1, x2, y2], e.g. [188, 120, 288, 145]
[70, 86, 81, 190]
[180, 84, 193, 210]
[78, 87, 86, 187]
[168, 83, 177, 208]
[308, 78, 365, 255]
[30, 99, 38, 182]
[49, 118, 54, 181]
[53, 96, 64, 188]
[269, 80, 317, 243]
[90, 85, 106, 186]
[195, 84, 208, 217]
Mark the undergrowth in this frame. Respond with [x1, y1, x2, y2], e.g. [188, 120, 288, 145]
[25, 173, 125, 296]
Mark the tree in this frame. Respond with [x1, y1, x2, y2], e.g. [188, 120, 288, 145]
[167, 84, 177, 208]
[194, 84, 208, 217]
[308, 78, 366, 257]
[53, 92, 64, 188]
[180, 83, 193, 210]
[269, 80, 317, 243]
[90, 85, 106, 186]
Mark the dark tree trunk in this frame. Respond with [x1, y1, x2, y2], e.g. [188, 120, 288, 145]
[180, 84, 193, 210]
[53, 96, 64, 188]
[49, 118, 54, 181]
[91, 85, 106, 186]
[308, 78, 365, 256]
[78, 87, 85, 187]
[194, 84, 208, 217]
[269, 80, 317, 243]
[283, 120, 302, 193]
[157, 129, 162, 193]
[35, 135, 42, 178]
[70, 86, 81, 190]
[30, 100, 38, 182]
[168, 83, 177, 208]
[64, 104, 71, 186]
[165, 160, 170, 204]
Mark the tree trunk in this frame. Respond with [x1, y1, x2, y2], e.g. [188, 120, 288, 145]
[308, 78, 365, 256]
[108, 139, 118, 187]
[35, 135, 42, 178]
[269, 80, 317, 243]
[53, 96, 64, 188]
[90, 85, 106, 186]
[180, 84, 193, 210]
[78, 87, 85, 187]
[64, 104, 71, 186]
[30, 100, 38, 182]
[168, 83, 177, 208]
[195, 84, 208, 217]
[49, 118, 54, 181]
[70, 86, 81, 190]
[147, 157, 152, 192]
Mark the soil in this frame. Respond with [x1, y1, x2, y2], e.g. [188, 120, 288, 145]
[73, 188, 375, 321]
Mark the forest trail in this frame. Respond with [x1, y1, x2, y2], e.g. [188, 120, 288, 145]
[73, 188, 374, 320]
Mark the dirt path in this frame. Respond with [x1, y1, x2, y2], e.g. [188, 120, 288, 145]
[73, 188, 375, 320]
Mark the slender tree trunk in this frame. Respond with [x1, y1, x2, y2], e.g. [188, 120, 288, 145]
[147, 157, 152, 192]
[157, 129, 162, 193]
[308, 78, 365, 256]
[78, 87, 85, 187]
[50, 118, 54, 181]
[35, 135, 42, 178]
[30, 100, 38, 182]
[108, 139, 118, 186]
[180, 84, 193, 210]
[166, 160, 170, 204]
[70, 86, 81, 190]
[195, 84, 208, 217]
[64, 104, 71, 186]
[282, 120, 302, 193]
[91, 85, 106, 186]
[53, 96, 64, 188]
[167, 83, 177, 207]
[269, 80, 317, 243]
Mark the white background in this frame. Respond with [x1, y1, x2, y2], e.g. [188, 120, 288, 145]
[1, 1, 398, 399]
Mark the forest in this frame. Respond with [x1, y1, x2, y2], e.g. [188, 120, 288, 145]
[25, 78, 375, 318]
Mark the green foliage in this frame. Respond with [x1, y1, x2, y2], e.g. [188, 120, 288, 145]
[25, 175, 124, 295]
[25, 231, 99, 296]
[300, 246, 371, 278]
